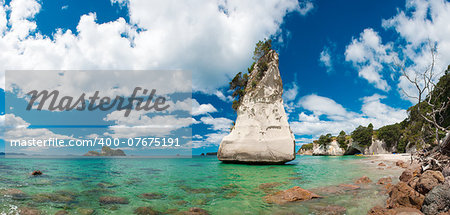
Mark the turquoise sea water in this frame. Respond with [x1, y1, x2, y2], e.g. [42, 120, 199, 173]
[0, 156, 403, 215]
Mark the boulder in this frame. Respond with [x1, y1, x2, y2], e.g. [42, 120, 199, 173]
[263, 186, 321, 204]
[442, 164, 450, 177]
[399, 170, 414, 182]
[312, 140, 344, 156]
[355, 176, 372, 184]
[422, 183, 450, 215]
[217, 50, 295, 164]
[377, 177, 393, 185]
[415, 170, 445, 195]
[396, 161, 408, 168]
[387, 182, 425, 209]
[378, 162, 387, 166]
[31, 170, 43, 176]
[99, 196, 129, 205]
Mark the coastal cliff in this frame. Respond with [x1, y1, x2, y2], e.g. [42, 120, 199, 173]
[218, 49, 295, 164]
[312, 140, 344, 156]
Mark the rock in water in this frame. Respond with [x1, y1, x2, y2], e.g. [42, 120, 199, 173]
[218, 50, 295, 164]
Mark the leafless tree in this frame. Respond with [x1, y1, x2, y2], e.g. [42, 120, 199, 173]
[396, 42, 450, 148]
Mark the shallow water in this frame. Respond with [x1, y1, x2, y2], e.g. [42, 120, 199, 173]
[0, 155, 402, 215]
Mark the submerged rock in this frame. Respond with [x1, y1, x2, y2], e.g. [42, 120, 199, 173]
[99, 196, 129, 205]
[264, 186, 321, 204]
[134, 206, 161, 215]
[312, 140, 344, 156]
[368, 206, 423, 215]
[18, 207, 41, 215]
[377, 177, 392, 185]
[217, 50, 295, 164]
[396, 160, 408, 168]
[77, 208, 95, 215]
[310, 205, 347, 215]
[31, 170, 43, 176]
[180, 207, 210, 215]
[355, 176, 372, 184]
[54, 210, 69, 215]
[139, 193, 166, 200]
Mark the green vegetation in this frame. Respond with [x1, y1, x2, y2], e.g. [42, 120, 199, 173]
[300, 143, 313, 150]
[377, 123, 402, 148]
[317, 133, 332, 146]
[351, 123, 373, 147]
[337, 130, 348, 149]
[229, 39, 273, 111]
[229, 72, 248, 111]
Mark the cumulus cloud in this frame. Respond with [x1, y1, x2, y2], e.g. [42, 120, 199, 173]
[192, 99, 217, 116]
[382, 0, 450, 102]
[3, 114, 74, 143]
[345, 28, 398, 91]
[200, 115, 233, 131]
[319, 46, 333, 73]
[291, 94, 407, 140]
[104, 110, 196, 138]
[0, 0, 314, 92]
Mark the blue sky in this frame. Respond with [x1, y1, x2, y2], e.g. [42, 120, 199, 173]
[1, 0, 449, 155]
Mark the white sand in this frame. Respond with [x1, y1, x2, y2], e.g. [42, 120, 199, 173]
[367, 153, 412, 162]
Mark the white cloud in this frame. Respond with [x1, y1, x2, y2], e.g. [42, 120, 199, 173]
[104, 110, 196, 138]
[382, 0, 450, 103]
[298, 112, 319, 122]
[283, 82, 299, 102]
[292, 94, 407, 139]
[0, 0, 314, 92]
[3, 114, 74, 142]
[299, 94, 353, 120]
[192, 99, 217, 116]
[345, 28, 398, 91]
[200, 115, 233, 131]
[319, 46, 333, 73]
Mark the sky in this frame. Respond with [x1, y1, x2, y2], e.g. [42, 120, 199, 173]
[0, 0, 449, 155]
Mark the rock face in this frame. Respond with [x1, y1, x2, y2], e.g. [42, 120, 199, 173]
[84, 146, 125, 156]
[218, 50, 295, 164]
[312, 140, 344, 156]
[366, 139, 390, 154]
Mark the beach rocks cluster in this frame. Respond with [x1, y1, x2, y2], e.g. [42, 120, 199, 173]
[370, 158, 450, 215]
[218, 50, 295, 164]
